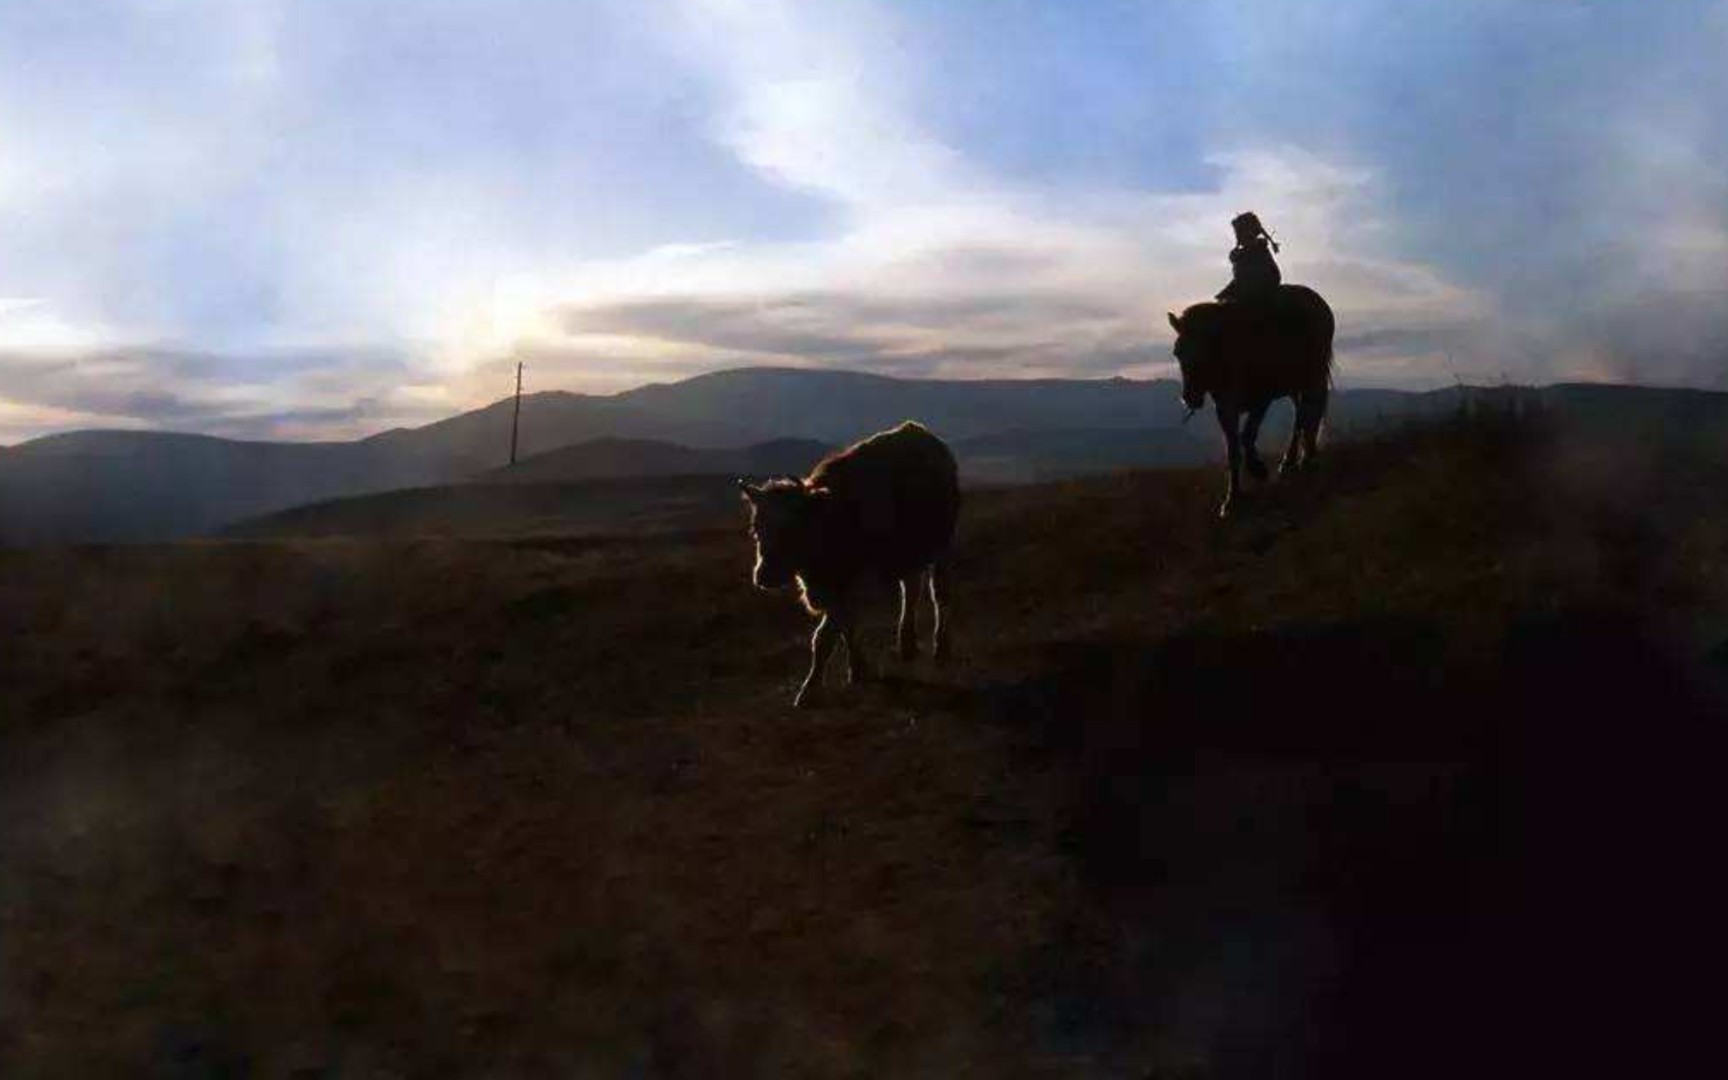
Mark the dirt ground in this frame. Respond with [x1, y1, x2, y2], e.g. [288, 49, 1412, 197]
[3, 413, 1724, 1077]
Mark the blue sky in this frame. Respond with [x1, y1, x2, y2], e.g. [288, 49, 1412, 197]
[1, 0, 1724, 441]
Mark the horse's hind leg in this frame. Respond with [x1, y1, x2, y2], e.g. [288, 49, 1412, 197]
[1300, 387, 1329, 464]
[1242, 401, 1271, 481]
[1217, 403, 1244, 517]
[1280, 394, 1307, 476]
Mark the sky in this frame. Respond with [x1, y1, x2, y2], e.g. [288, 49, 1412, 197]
[1, 0, 1725, 443]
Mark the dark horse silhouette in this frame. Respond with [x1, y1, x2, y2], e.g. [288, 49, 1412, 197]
[1167, 284, 1336, 517]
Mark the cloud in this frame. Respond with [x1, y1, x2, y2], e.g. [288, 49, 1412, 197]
[559, 288, 1144, 381]
[2, 0, 1724, 442]
[528, 123, 1492, 390]
[671, 0, 976, 209]
[0, 345, 446, 442]
[454, 1, 1489, 396]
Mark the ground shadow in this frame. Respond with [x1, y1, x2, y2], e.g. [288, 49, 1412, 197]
[978, 609, 1722, 1077]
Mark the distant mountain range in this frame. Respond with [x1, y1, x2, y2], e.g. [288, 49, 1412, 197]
[3, 367, 1724, 543]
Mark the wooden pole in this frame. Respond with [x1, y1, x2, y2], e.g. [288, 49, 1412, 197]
[509, 361, 523, 466]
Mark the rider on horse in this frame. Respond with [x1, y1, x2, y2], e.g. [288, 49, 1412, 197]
[1214, 211, 1281, 305]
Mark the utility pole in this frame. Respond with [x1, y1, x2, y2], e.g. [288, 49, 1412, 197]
[509, 361, 524, 466]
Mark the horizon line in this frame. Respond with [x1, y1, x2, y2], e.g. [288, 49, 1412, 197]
[4, 365, 1723, 451]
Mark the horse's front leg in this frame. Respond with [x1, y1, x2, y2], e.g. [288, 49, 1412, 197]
[1217, 402, 1244, 518]
[1241, 400, 1272, 481]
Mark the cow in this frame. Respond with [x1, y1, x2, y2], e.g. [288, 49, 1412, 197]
[738, 421, 959, 708]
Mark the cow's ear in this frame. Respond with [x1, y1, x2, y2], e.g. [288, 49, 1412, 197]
[1167, 311, 1182, 333]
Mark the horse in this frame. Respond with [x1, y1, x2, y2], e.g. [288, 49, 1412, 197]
[1166, 284, 1336, 517]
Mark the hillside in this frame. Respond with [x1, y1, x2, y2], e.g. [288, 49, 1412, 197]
[222, 429, 1215, 540]
[3, 409, 1722, 1076]
[11, 366, 1725, 544]
[0, 431, 430, 545]
[474, 437, 833, 486]
[219, 475, 742, 541]
[955, 426, 1215, 484]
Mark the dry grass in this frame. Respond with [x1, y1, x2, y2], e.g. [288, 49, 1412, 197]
[2, 411, 1724, 1077]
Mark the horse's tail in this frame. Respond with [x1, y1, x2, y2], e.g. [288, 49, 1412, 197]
[1305, 286, 1337, 391]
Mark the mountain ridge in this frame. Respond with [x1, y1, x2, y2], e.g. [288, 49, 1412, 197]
[5, 367, 1726, 543]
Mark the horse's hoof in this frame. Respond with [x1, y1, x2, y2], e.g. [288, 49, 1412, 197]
[896, 639, 917, 662]
[794, 686, 822, 709]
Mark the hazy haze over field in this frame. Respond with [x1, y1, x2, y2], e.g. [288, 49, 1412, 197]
[2, 0, 1725, 441]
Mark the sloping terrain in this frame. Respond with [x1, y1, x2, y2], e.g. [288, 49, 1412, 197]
[219, 429, 1217, 541]
[10, 367, 1723, 543]
[955, 427, 1215, 484]
[219, 476, 742, 541]
[473, 437, 833, 486]
[2, 411, 1724, 1076]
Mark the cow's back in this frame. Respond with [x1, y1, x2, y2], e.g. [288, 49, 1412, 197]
[808, 421, 958, 576]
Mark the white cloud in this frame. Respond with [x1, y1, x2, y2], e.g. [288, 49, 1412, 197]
[3, 0, 1719, 443]
[673, 0, 975, 209]
[507, 1, 1490, 395]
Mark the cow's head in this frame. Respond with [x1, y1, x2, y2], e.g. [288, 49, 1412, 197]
[1167, 307, 1220, 413]
[737, 477, 827, 590]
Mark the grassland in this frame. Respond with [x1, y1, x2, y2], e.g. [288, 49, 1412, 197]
[2, 410, 1724, 1077]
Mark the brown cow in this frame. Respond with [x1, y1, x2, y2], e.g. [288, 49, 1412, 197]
[738, 421, 959, 708]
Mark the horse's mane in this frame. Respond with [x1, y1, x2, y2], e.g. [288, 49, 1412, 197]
[1178, 301, 1230, 334]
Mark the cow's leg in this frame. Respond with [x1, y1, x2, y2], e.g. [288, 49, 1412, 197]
[928, 560, 951, 663]
[842, 611, 872, 685]
[1280, 393, 1306, 476]
[1242, 400, 1272, 481]
[896, 575, 919, 661]
[1217, 403, 1244, 517]
[795, 612, 843, 709]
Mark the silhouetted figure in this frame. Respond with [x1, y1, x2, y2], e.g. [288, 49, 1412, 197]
[1215, 211, 1282, 304]
[1168, 283, 1335, 517]
[738, 421, 958, 708]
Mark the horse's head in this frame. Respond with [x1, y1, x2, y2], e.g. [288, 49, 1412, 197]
[1166, 305, 1219, 412]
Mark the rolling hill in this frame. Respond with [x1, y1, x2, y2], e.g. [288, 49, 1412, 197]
[220, 429, 1221, 540]
[5, 368, 1727, 544]
[219, 476, 744, 541]
[3, 408, 1723, 1075]
[473, 437, 833, 486]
